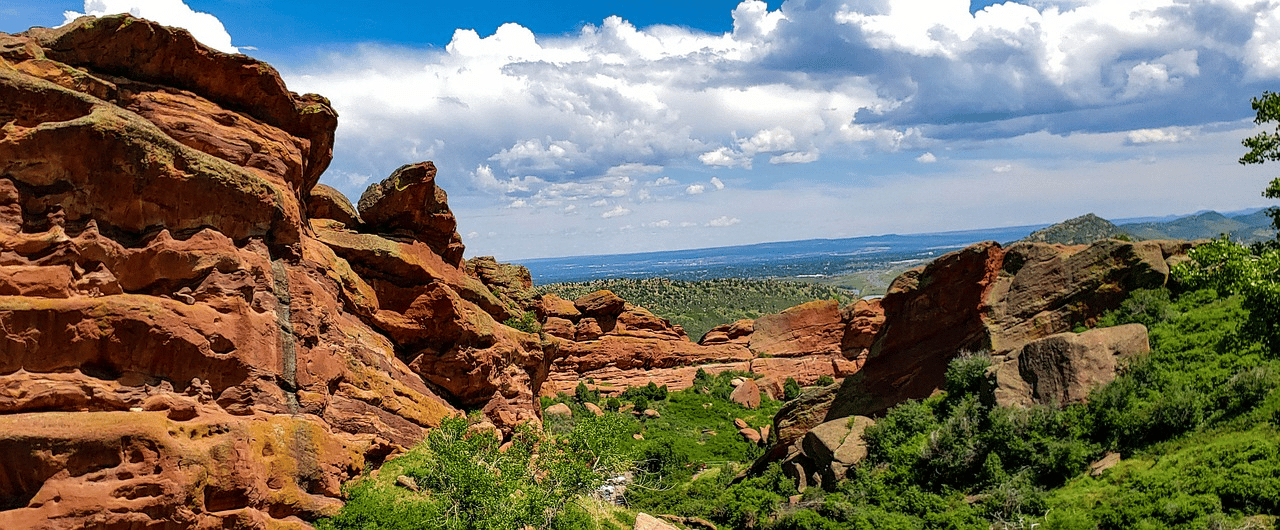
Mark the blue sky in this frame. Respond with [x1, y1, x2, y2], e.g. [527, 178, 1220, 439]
[4, 0, 1280, 259]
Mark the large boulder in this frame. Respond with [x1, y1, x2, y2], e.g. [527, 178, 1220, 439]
[801, 416, 876, 486]
[730, 379, 763, 409]
[991, 324, 1150, 408]
[357, 162, 466, 266]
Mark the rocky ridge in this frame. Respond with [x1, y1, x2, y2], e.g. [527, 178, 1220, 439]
[761, 238, 1193, 490]
[539, 293, 884, 400]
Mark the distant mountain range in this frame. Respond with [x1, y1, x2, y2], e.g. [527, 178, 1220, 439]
[517, 208, 1278, 286]
[1023, 208, 1277, 246]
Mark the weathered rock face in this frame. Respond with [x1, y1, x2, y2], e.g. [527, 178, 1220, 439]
[0, 16, 547, 528]
[467, 255, 535, 313]
[827, 242, 1005, 420]
[748, 300, 844, 357]
[759, 239, 1185, 486]
[990, 323, 1150, 408]
[358, 162, 466, 266]
[800, 416, 875, 487]
[825, 238, 1189, 420]
[541, 290, 884, 398]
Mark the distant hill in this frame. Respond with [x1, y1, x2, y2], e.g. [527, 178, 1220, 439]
[1022, 209, 1276, 245]
[1022, 213, 1119, 245]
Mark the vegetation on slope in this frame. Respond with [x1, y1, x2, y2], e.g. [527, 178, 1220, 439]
[320, 91, 1280, 530]
[536, 277, 854, 340]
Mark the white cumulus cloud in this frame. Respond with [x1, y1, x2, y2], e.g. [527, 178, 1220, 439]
[707, 216, 741, 227]
[1126, 127, 1195, 145]
[601, 205, 631, 219]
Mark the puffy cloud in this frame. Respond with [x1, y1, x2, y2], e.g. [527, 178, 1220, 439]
[293, 0, 1280, 204]
[64, 0, 237, 53]
[1126, 127, 1195, 145]
[601, 205, 631, 218]
[652, 176, 679, 186]
[271, 0, 1280, 257]
[699, 147, 753, 169]
[770, 149, 819, 165]
[707, 216, 741, 227]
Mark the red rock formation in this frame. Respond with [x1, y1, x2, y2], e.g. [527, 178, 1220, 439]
[748, 300, 844, 357]
[541, 290, 884, 397]
[991, 323, 1151, 408]
[0, 15, 548, 528]
[822, 239, 1190, 421]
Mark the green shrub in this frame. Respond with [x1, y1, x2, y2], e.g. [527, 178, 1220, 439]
[816, 374, 836, 386]
[783, 377, 801, 400]
[502, 311, 540, 333]
[318, 414, 631, 530]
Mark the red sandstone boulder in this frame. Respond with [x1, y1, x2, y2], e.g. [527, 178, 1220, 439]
[575, 290, 628, 317]
[537, 293, 582, 320]
[308, 183, 362, 227]
[991, 324, 1150, 408]
[700, 318, 754, 345]
[357, 162, 466, 266]
[730, 379, 762, 409]
[467, 256, 535, 312]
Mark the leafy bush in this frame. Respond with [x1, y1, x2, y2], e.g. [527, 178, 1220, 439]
[1173, 237, 1280, 354]
[502, 310, 541, 333]
[816, 374, 836, 386]
[574, 381, 600, 405]
[317, 414, 631, 530]
[783, 377, 802, 400]
[621, 381, 669, 403]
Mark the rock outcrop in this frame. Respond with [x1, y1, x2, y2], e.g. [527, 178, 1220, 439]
[541, 292, 882, 398]
[799, 416, 875, 487]
[826, 239, 1187, 421]
[0, 16, 546, 528]
[758, 239, 1182, 488]
[990, 323, 1150, 408]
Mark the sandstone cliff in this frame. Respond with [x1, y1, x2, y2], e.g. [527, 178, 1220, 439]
[0, 16, 545, 528]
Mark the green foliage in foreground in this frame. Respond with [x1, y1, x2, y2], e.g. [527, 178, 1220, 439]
[1239, 90, 1280, 233]
[316, 414, 630, 530]
[627, 286, 1280, 529]
[536, 277, 853, 340]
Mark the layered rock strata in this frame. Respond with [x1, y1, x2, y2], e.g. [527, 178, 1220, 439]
[540, 293, 882, 398]
[0, 16, 544, 528]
